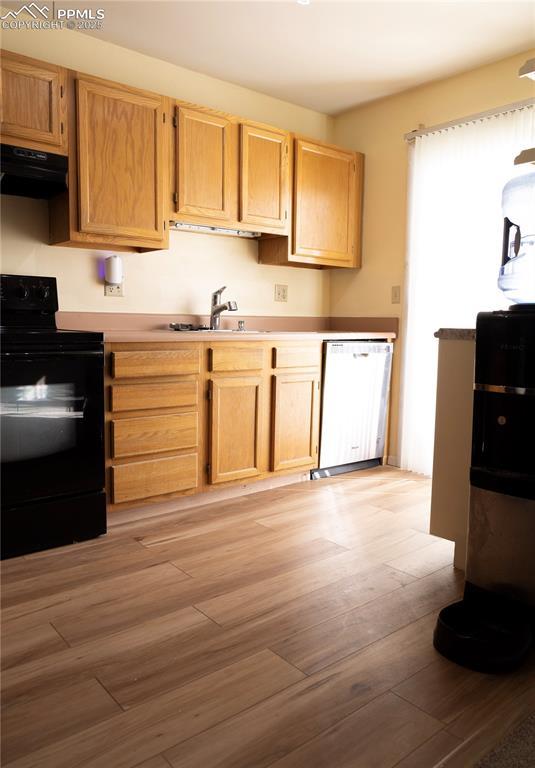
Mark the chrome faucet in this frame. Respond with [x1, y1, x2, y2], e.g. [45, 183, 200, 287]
[210, 286, 238, 330]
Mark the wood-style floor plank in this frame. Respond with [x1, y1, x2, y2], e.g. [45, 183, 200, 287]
[97, 563, 413, 708]
[393, 655, 535, 730]
[1, 620, 67, 670]
[1, 678, 120, 764]
[266, 692, 443, 768]
[2, 607, 214, 708]
[2, 466, 530, 768]
[168, 528, 347, 579]
[393, 729, 462, 768]
[271, 565, 463, 674]
[164, 615, 442, 768]
[134, 757, 171, 768]
[0, 539, 168, 604]
[4, 651, 304, 768]
[195, 550, 415, 628]
[386, 537, 455, 578]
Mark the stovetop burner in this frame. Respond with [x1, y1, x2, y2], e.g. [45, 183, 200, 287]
[1, 274, 103, 348]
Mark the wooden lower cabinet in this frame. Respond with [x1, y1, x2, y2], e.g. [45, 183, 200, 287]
[106, 343, 202, 511]
[112, 454, 198, 505]
[209, 376, 263, 484]
[111, 412, 198, 459]
[272, 372, 320, 471]
[105, 340, 323, 514]
[111, 349, 200, 379]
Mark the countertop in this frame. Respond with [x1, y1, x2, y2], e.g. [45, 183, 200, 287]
[434, 328, 475, 341]
[103, 330, 397, 343]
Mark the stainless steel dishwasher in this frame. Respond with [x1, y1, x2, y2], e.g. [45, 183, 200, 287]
[314, 340, 393, 477]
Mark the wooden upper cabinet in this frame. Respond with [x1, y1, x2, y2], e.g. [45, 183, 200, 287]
[258, 137, 364, 269]
[0, 51, 67, 153]
[293, 139, 363, 268]
[76, 76, 165, 242]
[240, 122, 289, 231]
[175, 106, 237, 223]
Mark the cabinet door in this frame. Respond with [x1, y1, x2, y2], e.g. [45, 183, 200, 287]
[240, 122, 289, 230]
[209, 376, 262, 483]
[294, 139, 359, 267]
[176, 106, 235, 222]
[76, 77, 165, 241]
[272, 372, 320, 471]
[1, 51, 66, 151]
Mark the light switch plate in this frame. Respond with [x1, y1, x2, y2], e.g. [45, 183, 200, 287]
[104, 283, 123, 297]
[391, 285, 401, 304]
[275, 284, 288, 302]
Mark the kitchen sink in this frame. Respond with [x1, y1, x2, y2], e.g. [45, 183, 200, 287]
[168, 324, 267, 334]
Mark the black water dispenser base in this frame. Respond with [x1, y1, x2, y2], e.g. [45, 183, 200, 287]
[433, 585, 533, 674]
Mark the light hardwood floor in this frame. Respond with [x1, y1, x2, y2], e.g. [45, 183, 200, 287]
[1, 467, 534, 768]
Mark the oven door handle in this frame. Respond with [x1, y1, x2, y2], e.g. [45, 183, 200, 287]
[2, 351, 103, 358]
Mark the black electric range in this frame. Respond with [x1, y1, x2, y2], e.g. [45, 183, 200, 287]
[1, 274, 107, 559]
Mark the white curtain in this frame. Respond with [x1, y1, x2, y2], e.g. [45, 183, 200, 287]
[400, 105, 535, 476]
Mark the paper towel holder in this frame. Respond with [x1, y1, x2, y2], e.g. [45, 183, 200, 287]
[103, 254, 124, 297]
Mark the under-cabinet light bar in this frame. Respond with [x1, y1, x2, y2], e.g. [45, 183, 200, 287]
[170, 222, 261, 238]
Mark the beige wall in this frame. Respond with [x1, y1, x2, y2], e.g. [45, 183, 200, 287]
[0, 23, 333, 317]
[331, 50, 535, 461]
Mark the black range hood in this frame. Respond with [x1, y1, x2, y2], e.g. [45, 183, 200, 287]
[1, 144, 67, 199]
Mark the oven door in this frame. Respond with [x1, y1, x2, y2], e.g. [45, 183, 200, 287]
[1, 349, 104, 506]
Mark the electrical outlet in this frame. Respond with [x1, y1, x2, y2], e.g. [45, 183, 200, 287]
[104, 283, 123, 297]
[274, 284, 288, 302]
[391, 285, 401, 304]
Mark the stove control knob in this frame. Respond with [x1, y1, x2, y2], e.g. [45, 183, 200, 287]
[16, 284, 30, 300]
[37, 285, 51, 300]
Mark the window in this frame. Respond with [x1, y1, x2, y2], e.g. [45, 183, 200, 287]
[400, 105, 535, 475]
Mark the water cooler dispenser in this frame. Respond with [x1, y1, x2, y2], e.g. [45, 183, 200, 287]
[434, 162, 535, 672]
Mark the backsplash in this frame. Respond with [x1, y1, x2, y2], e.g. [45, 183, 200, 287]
[0, 196, 330, 318]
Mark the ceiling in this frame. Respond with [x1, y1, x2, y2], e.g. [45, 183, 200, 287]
[73, 1, 534, 114]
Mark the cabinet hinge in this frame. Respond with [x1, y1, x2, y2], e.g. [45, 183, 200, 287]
[206, 463, 211, 474]
[60, 122, 64, 135]
[284, 209, 288, 220]
[60, 85, 64, 98]
[164, 220, 167, 230]
[172, 115, 178, 128]
[206, 388, 212, 401]
[173, 192, 178, 204]
[315, 445, 318, 454]
[163, 113, 166, 123]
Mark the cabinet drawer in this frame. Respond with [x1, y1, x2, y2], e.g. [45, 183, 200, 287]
[112, 413, 198, 458]
[111, 349, 200, 378]
[209, 346, 265, 372]
[111, 381, 198, 412]
[273, 345, 322, 369]
[112, 453, 198, 503]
